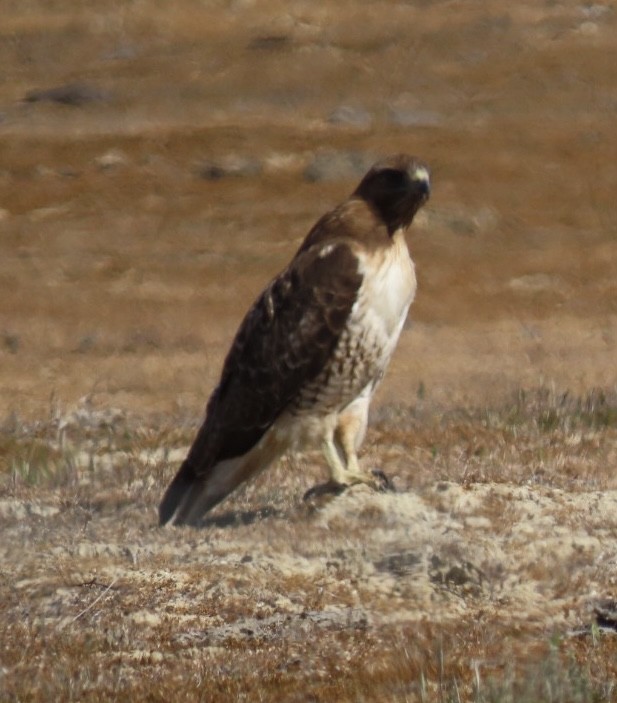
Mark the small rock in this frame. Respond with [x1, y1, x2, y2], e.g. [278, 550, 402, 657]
[74, 334, 98, 354]
[28, 204, 70, 221]
[263, 152, 305, 174]
[197, 154, 262, 180]
[328, 105, 373, 128]
[581, 4, 611, 20]
[303, 150, 375, 183]
[471, 206, 499, 232]
[3, 331, 20, 353]
[446, 215, 476, 236]
[508, 274, 568, 293]
[33, 165, 55, 178]
[388, 107, 443, 127]
[579, 20, 599, 35]
[95, 149, 129, 170]
[58, 167, 79, 178]
[24, 82, 109, 106]
[248, 35, 291, 51]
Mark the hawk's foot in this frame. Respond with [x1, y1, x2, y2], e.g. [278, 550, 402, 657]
[303, 470, 395, 510]
[370, 468, 396, 492]
[330, 468, 396, 493]
[303, 480, 347, 502]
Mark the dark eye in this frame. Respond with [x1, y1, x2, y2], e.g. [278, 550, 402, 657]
[381, 169, 407, 188]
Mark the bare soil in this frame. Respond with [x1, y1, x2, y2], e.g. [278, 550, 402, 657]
[1, 1, 616, 700]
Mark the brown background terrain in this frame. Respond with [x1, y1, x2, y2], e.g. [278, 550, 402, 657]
[1, 1, 616, 700]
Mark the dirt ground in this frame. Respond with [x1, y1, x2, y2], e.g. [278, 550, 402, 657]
[1, 1, 617, 700]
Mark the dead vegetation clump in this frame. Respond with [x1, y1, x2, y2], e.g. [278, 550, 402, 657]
[372, 387, 617, 494]
[1, 388, 617, 701]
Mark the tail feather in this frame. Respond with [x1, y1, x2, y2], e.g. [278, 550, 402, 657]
[159, 460, 199, 526]
[158, 459, 235, 526]
[159, 433, 286, 526]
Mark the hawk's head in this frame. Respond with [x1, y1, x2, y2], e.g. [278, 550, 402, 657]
[354, 154, 430, 234]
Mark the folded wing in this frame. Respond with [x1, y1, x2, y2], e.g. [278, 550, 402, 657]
[158, 241, 363, 525]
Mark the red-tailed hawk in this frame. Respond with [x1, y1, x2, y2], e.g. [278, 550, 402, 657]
[159, 153, 430, 526]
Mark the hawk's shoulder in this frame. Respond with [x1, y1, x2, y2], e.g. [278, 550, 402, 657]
[296, 198, 389, 258]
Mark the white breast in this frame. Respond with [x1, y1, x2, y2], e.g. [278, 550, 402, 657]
[354, 229, 416, 359]
[284, 230, 416, 442]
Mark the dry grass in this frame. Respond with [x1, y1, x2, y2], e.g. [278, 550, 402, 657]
[1, 390, 617, 701]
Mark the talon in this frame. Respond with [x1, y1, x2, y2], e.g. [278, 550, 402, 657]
[303, 480, 347, 502]
[371, 468, 396, 492]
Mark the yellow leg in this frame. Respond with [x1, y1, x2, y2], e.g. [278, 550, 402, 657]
[321, 437, 349, 484]
[316, 421, 393, 496]
[333, 406, 374, 484]
[320, 395, 388, 489]
[318, 430, 368, 487]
